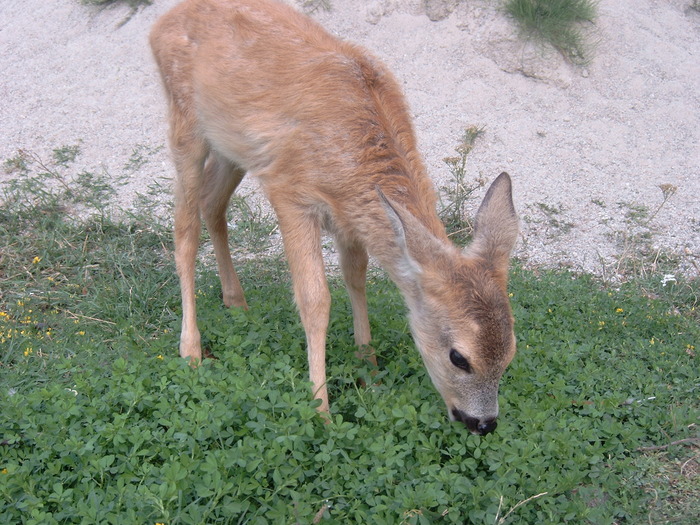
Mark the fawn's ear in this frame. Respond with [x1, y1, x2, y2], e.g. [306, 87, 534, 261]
[468, 172, 519, 273]
[376, 187, 454, 283]
[376, 187, 423, 282]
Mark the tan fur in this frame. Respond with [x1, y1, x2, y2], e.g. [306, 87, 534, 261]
[150, 0, 519, 434]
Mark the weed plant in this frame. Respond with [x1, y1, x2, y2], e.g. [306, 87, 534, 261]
[79, 0, 152, 26]
[80, 0, 152, 8]
[505, 0, 598, 64]
[123, 143, 163, 173]
[226, 195, 279, 253]
[525, 201, 575, 239]
[1, 151, 698, 523]
[300, 0, 331, 12]
[439, 126, 486, 246]
[611, 184, 681, 280]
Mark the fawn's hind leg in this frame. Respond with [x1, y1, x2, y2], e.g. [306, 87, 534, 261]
[200, 153, 248, 309]
[170, 115, 208, 362]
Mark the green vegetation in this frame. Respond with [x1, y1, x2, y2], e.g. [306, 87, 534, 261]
[504, 0, 598, 64]
[79, 0, 152, 26]
[226, 195, 278, 253]
[300, 0, 331, 13]
[124, 143, 163, 173]
[80, 0, 152, 8]
[611, 183, 680, 280]
[1, 150, 698, 523]
[524, 201, 575, 238]
[439, 126, 486, 246]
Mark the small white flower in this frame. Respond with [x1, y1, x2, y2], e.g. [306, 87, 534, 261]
[661, 274, 676, 287]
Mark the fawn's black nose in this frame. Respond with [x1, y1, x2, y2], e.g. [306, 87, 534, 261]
[452, 409, 498, 435]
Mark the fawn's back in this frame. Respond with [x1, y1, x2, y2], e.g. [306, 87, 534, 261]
[150, 0, 441, 235]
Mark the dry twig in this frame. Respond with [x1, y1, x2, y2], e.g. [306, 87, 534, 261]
[636, 438, 699, 452]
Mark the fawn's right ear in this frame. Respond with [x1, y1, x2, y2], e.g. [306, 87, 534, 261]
[468, 172, 519, 273]
[376, 186, 454, 284]
[376, 187, 423, 282]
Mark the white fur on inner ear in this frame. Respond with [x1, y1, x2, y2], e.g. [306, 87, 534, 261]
[376, 187, 423, 282]
[467, 172, 519, 266]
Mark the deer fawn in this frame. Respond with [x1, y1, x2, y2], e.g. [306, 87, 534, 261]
[150, 0, 519, 435]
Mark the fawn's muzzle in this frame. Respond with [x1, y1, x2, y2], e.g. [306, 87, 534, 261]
[451, 409, 498, 435]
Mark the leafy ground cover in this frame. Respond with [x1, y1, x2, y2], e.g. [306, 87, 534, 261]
[0, 153, 698, 524]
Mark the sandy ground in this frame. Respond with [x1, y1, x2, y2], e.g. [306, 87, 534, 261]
[1, 0, 698, 278]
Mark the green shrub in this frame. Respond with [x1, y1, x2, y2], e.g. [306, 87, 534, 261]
[505, 0, 598, 64]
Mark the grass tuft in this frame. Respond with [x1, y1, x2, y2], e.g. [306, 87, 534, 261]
[79, 0, 153, 26]
[299, 0, 331, 13]
[505, 0, 598, 64]
[80, 0, 152, 8]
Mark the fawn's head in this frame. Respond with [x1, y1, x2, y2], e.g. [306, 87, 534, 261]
[380, 173, 518, 435]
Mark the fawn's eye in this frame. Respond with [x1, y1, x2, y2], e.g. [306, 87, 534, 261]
[449, 349, 471, 373]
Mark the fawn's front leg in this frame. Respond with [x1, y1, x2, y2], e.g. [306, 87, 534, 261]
[274, 203, 331, 413]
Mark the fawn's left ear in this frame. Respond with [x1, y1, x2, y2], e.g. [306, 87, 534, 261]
[468, 172, 519, 274]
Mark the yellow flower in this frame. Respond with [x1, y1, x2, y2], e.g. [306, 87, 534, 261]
[650, 337, 655, 345]
[1, 468, 7, 474]
[615, 308, 624, 313]
[78, 331, 85, 336]
[24, 347, 33, 357]
[157, 355, 164, 360]
[32, 256, 41, 264]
